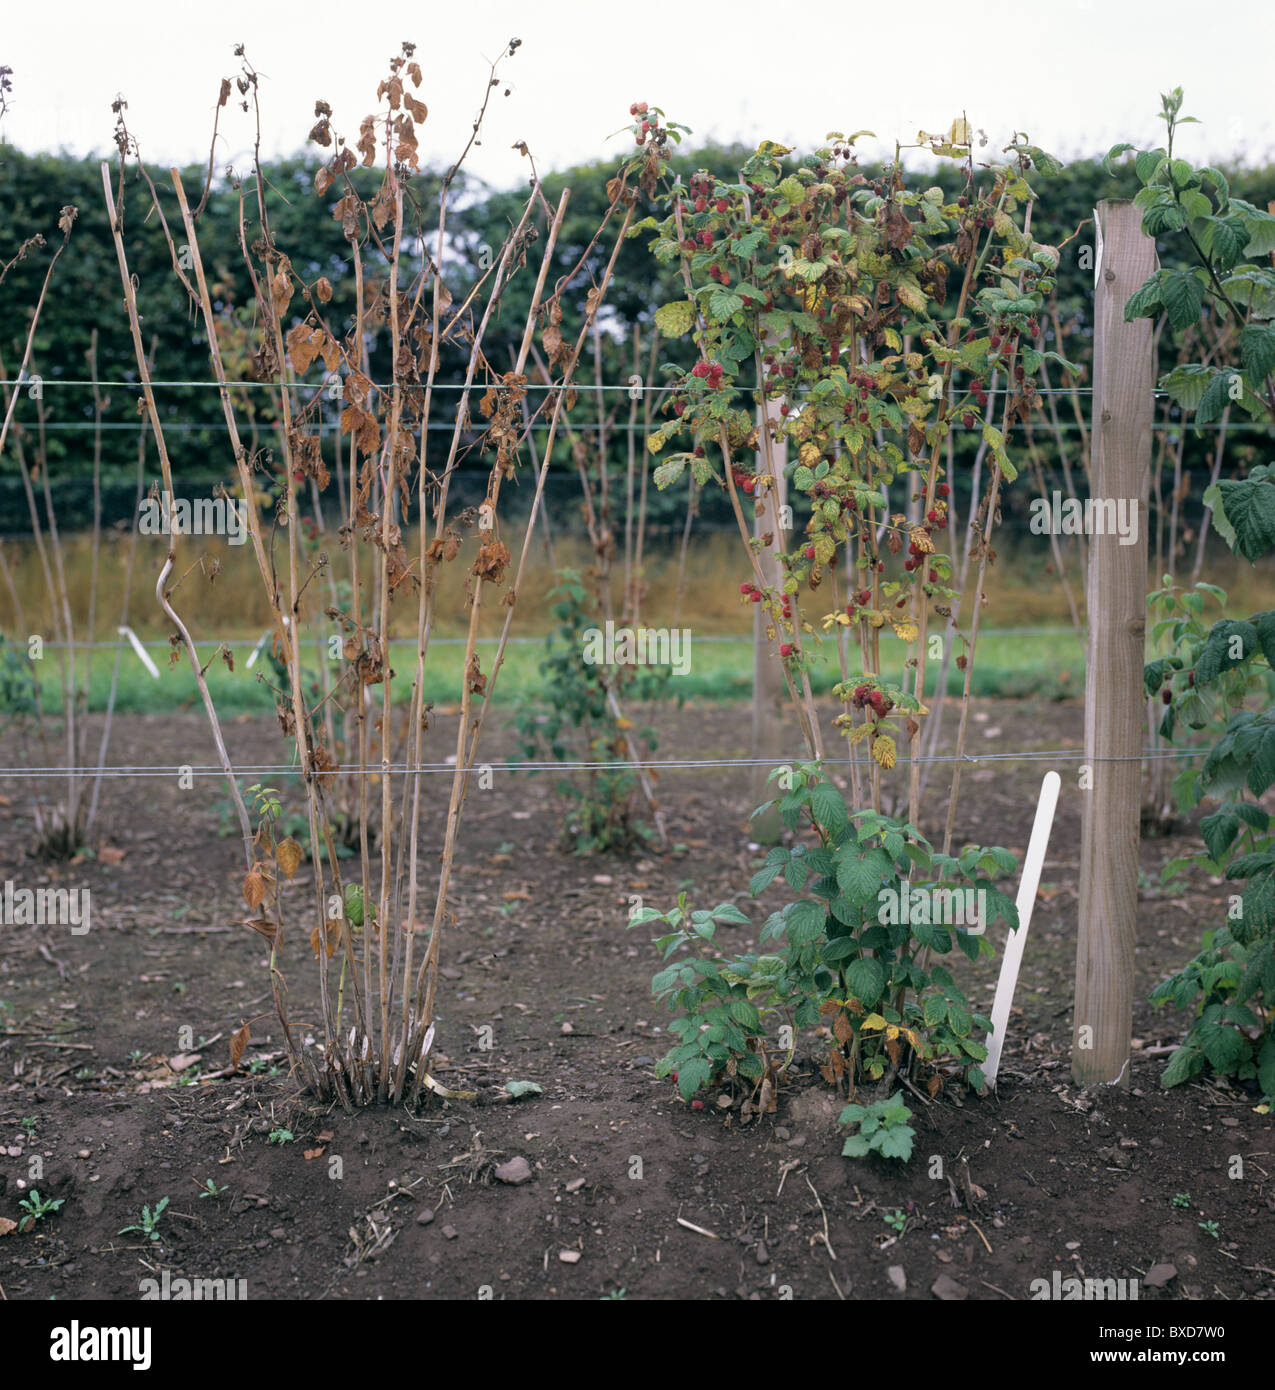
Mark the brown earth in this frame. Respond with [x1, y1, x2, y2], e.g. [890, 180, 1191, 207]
[0, 698, 1271, 1301]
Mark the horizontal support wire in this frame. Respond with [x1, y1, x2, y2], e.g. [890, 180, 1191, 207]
[0, 378, 1248, 402]
[7, 419, 1270, 435]
[18, 627, 1081, 650]
[0, 747, 1209, 780]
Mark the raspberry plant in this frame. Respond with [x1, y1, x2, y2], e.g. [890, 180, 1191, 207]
[631, 115, 1064, 1105]
[104, 42, 640, 1108]
[512, 571, 662, 854]
[1110, 90, 1275, 1103]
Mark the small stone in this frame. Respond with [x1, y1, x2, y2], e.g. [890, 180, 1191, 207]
[416, 1209, 435, 1225]
[774, 1127, 790, 1141]
[77, 1149, 90, 1159]
[887, 1265, 906, 1293]
[440, 967, 462, 981]
[754, 1241, 770, 1265]
[494, 1156, 533, 1185]
[561, 1021, 574, 1034]
[565, 1178, 586, 1193]
[1144, 1262, 1177, 1288]
[931, 1273, 968, 1301]
[559, 1249, 582, 1264]
[442, 1225, 459, 1240]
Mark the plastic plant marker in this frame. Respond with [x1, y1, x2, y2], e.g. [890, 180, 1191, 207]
[118, 625, 160, 679]
[983, 770, 1061, 1087]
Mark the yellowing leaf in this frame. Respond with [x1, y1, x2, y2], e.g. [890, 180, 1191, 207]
[872, 734, 897, 769]
[948, 117, 972, 146]
[861, 1013, 888, 1031]
[847, 721, 875, 747]
[897, 280, 927, 314]
[910, 526, 934, 555]
[799, 442, 821, 468]
[653, 300, 695, 337]
[891, 617, 919, 643]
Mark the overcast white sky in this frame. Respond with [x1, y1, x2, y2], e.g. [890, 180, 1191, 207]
[3, 0, 1274, 185]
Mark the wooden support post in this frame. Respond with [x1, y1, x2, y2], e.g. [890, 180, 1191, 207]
[750, 398, 788, 842]
[1073, 200, 1157, 1087]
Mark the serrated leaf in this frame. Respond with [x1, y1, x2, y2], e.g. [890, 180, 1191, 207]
[276, 837, 304, 880]
[844, 956, 886, 1008]
[871, 734, 897, 769]
[1161, 270, 1205, 330]
[653, 456, 687, 491]
[1212, 475, 1275, 563]
[654, 300, 696, 337]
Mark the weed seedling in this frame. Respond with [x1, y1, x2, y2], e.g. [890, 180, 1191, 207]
[1199, 1219, 1220, 1240]
[196, 1178, 226, 1200]
[18, 1190, 64, 1223]
[267, 1128, 294, 1145]
[1172, 1192, 1190, 1209]
[883, 1208, 907, 1234]
[119, 1197, 169, 1242]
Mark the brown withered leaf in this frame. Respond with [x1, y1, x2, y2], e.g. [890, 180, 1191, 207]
[241, 916, 278, 945]
[229, 1023, 250, 1069]
[371, 182, 395, 230]
[404, 94, 428, 124]
[309, 919, 341, 960]
[832, 1010, 854, 1045]
[315, 275, 333, 303]
[884, 204, 913, 252]
[466, 654, 487, 696]
[303, 1147, 326, 1161]
[407, 62, 422, 88]
[317, 332, 340, 376]
[276, 837, 304, 880]
[218, 78, 232, 108]
[472, 539, 510, 583]
[314, 165, 334, 196]
[287, 323, 319, 374]
[271, 265, 293, 316]
[242, 866, 267, 909]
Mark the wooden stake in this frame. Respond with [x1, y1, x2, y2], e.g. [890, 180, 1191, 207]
[1073, 200, 1156, 1087]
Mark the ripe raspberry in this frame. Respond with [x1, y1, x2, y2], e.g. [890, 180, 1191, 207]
[937, 483, 950, 497]
[780, 643, 793, 657]
[804, 545, 816, 560]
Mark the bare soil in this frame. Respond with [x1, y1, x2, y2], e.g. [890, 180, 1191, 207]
[1, 699, 1271, 1302]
